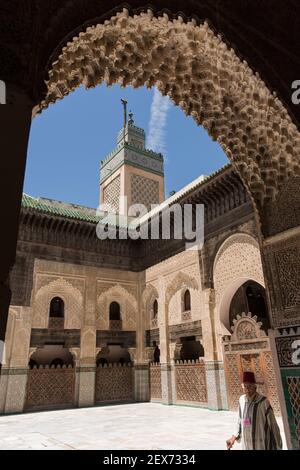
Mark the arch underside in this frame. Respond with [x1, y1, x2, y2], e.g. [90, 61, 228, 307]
[37, 9, 300, 210]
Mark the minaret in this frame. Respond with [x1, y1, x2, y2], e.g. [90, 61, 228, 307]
[100, 100, 165, 215]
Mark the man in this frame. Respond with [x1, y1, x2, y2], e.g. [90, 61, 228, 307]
[226, 371, 282, 450]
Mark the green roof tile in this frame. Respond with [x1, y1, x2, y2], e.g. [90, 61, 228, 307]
[21, 164, 232, 228]
[22, 194, 100, 223]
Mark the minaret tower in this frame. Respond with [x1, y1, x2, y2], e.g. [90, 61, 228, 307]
[100, 100, 165, 215]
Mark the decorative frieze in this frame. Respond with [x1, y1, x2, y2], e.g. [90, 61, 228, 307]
[168, 320, 202, 342]
[96, 330, 136, 348]
[30, 328, 80, 348]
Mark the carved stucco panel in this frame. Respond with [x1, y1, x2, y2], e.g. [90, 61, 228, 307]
[141, 283, 159, 331]
[275, 246, 300, 310]
[40, 10, 300, 207]
[35, 274, 85, 297]
[80, 328, 96, 362]
[96, 284, 138, 331]
[168, 286, 202, 326]
[32, 277, 83, 329]
[213, 233, 264, 309]
[165, 271, 199, 307]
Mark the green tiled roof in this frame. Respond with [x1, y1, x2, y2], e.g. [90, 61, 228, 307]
[22, 163, 232, 227]
[21, 194, 135, 229]
[22, 194, 100, 223]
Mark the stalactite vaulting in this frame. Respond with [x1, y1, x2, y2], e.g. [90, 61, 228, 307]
[36, 9, 300, 208]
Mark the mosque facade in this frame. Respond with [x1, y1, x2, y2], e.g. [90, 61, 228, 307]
[0, 114, 280, 416]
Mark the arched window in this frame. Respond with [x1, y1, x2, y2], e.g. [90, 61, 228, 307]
[49, 297, 64, 318]
[153, 299, 158, 318]
[109, 301, 121, 321]
[183, 290, 191, 311]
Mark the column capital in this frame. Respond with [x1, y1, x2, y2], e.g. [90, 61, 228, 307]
[143, 346, 155, 363]
[128, 347, 137, 364]
[169, 341, 182, 364]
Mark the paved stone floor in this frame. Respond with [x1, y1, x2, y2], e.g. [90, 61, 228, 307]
[0, 403, 287, 450]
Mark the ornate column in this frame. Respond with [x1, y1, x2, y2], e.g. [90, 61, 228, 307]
[202, 288, 228, 410]
[127, 347, 137, 401]
[128, 274, 150, 402]
[78, 274, 97, 407]
[69, 347, 80, 407]
[169, 341, 182, 403]
[78, 330, 96, 407]
[127, 347, 148, 402]
[1, 306, 31, 413]
[0, 85, 33, 356]
[253, 177, 300, 449]
[261, 226, 300, 449]
[159, 278, 173, 404]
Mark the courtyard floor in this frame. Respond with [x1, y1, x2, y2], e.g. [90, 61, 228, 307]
[0, 402, 286, 450]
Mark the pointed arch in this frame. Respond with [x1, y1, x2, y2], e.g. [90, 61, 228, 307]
[97, 284, 137, 330]
[37, 10, 300, 209]
[165, 271, 198, 307]
[213, 233, 265, 330]
[33, 277, 83, 329]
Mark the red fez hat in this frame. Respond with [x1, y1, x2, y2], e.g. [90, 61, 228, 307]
[241, 371, 256, 384]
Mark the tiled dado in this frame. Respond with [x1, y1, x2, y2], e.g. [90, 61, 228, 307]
[0, 369, 28, 414]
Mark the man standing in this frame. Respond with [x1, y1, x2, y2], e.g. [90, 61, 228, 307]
[226, 371, 282, 450]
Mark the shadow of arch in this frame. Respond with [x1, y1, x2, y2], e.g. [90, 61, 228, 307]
[28, 346, 74, 368]
[96, 345, 131, 365]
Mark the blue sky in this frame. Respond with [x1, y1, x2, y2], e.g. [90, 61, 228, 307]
[24, 84, 228, 208]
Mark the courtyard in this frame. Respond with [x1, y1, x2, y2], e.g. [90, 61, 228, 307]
[0, 403, 286, 450]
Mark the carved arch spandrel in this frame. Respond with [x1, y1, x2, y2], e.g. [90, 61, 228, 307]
[32, 277, 83, 329]
[213, 233, 264, 312]
[165, 271, 199, 307]
[141, 283, 159, 330]
[97, 284, 137, 330]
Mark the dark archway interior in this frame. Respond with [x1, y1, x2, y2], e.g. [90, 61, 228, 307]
[183, 290, 191, 311]
[180, 336, 204, 361]
[229, 281, 270, 331]
[109, 301, 121, 321]
[49, 297, 64, 318]
[96, 344, 131, 365]
[29, 346, 74, 368]
[153, 299, 158, 318]
[152, 341, 160, 363]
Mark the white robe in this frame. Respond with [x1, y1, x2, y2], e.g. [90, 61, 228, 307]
[235, 393, 282, 450]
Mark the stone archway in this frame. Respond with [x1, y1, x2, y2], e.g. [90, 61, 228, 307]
[213, 233, 265, 332]
[38, 9, 300, 212]
[165, 271, 198, 309]
[32, 277, 83, 330]
[37, 21, 300, 435]
[0, 6, 299, 447]
[97, 283, 138, 331]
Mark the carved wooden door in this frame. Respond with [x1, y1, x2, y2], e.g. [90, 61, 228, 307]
[240, 353, 267, 396]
